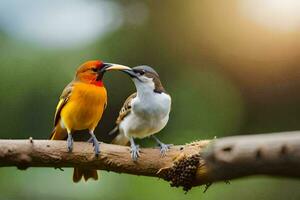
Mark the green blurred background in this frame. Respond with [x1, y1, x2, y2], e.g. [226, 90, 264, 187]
[1, 0, 300, 199]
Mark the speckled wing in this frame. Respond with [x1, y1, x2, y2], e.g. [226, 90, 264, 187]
[109, 93, 137, 135]
[116, 92, 137, 124]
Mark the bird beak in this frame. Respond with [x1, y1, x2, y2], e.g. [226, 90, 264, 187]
[121, 69, 142, 81]
[101, 63, 142, 81]
[101, 63, 131, 73]
[97, 63, 130, 81]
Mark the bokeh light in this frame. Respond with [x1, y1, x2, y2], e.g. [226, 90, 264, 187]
[240, 0, 300, 32]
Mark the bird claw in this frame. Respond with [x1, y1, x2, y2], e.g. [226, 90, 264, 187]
[67, 134, 73, 152]
[159, 143, 172, 157]
[130, 144, 140, 161]
[90, 136, 100, 156]
[151, 136, 172, 157]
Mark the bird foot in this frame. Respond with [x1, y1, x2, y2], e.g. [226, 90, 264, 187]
[158, 143, 172, 157]
[89, 136, 100, 156]
[130, 144, 140, 161]
[67, 134, 73, 152]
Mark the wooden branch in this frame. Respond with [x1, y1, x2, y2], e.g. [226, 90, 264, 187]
[0, 131, 300, 191]
[201, 131, 300, 184]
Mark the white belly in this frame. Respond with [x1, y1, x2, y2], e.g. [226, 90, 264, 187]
[119, 92, 171, 139]
[121, 113, 169, 138]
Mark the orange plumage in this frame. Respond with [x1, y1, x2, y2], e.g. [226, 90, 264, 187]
[50, 60, 107, 182]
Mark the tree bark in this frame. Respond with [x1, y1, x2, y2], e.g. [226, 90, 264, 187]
[0, 131, 300, 191]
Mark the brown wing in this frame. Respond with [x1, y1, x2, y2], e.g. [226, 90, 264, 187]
[116, 93, 137, 125]
[53, 82, 73, 126]
[108, 93, 136, 136]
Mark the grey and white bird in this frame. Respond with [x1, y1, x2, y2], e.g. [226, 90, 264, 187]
[103, 65, 172, 161]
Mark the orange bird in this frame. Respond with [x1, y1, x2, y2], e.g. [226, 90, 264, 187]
[50, 60, 130, 182]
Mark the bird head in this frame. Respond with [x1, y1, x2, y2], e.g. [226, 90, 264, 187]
[104, 65, 166, 93]
[75, 60, 131, 86]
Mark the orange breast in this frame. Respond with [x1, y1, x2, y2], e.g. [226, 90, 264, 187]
[60, 82, 107, 131]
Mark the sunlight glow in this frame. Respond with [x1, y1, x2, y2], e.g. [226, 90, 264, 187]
[240, 0, 300, 32]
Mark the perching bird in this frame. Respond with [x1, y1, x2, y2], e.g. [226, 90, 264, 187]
[104, 65, 172, 161]
[49, 60, 130, 182]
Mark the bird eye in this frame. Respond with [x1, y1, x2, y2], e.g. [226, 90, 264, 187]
[91, 68, 98, 72]
[139, 70, 145, 75]
[133, 69, 145, 75]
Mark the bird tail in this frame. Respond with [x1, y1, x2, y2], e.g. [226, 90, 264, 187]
[111, 128, 130, 146]
[50, 122, 98, 183]
[108, 125, 119, 136]
[73, 168, 98, 183]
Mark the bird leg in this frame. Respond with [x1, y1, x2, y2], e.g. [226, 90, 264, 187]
[130, 137, 140, 161]
[88, 131, 100, 156]
[151, 135, 172, 156]
[67, 133, 73, 152]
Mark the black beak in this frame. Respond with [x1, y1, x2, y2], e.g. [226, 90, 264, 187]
[121, 69, 142, 81]
[99, 63, 113, 74]
[99, 63, 142, 81]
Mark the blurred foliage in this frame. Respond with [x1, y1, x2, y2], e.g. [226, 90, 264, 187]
[1, 0, 300, 199]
